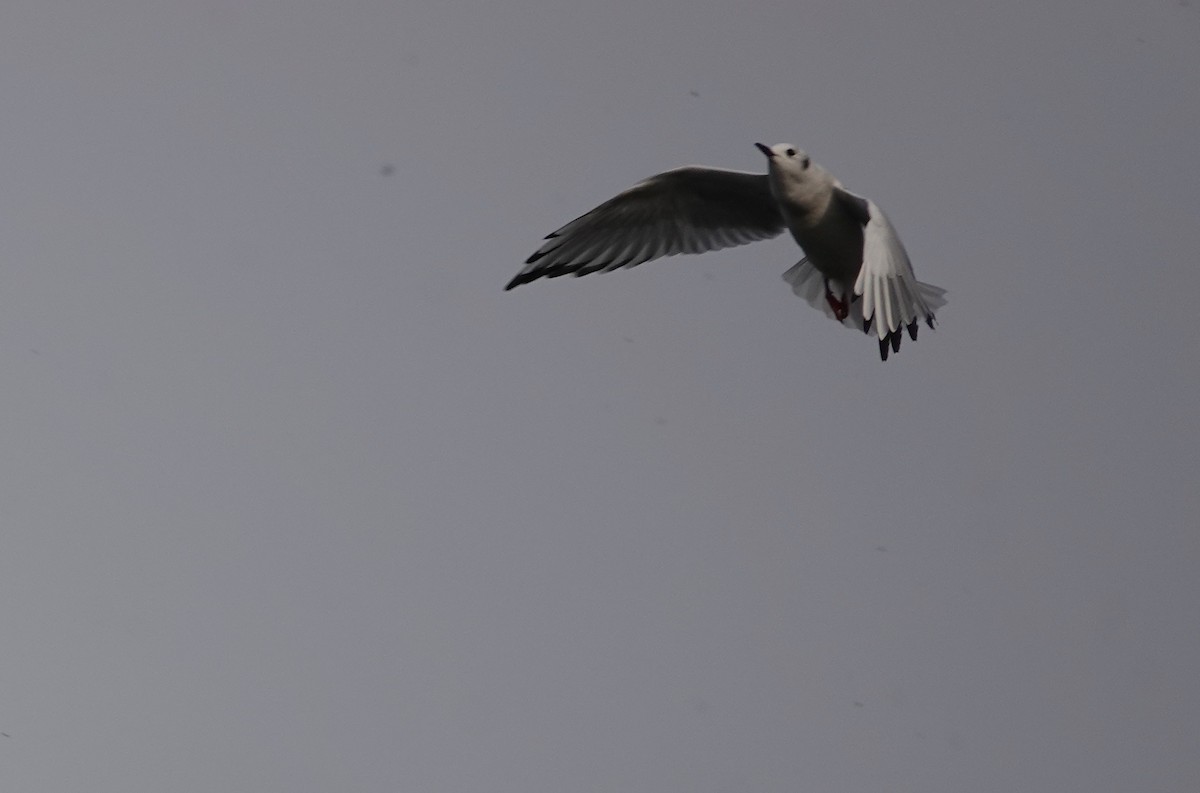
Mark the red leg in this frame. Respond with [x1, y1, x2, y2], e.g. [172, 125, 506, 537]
[824, 279, 849, 321]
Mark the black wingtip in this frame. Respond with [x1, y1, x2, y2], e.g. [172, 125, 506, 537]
[907, 320, 918, 341]
[862, 314, 873, 335]
[506, 261, 586, 290]
[504, 271, 538, 291]
[890, 332, 901, 354]
[926, 313, 936, 330]
[878, 338, 889, 361]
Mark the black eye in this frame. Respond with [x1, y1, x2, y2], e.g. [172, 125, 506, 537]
[786, 148, 796, 157]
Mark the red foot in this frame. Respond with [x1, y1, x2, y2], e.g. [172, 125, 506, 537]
[825, 281, 849, 322]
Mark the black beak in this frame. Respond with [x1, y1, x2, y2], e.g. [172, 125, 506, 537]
[754, 142, 774, 159]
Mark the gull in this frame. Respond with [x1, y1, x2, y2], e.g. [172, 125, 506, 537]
[506, 143, 946, 360]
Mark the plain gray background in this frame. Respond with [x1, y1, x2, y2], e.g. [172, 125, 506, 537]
[1, 2, 1198, 791]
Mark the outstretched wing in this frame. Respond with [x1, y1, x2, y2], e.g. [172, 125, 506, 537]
[507, 167, 785, 290]
[836, 188, 947, 360]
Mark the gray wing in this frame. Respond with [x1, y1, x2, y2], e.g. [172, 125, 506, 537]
[834, 187, 947, 360]
[506, 167, 785, 290]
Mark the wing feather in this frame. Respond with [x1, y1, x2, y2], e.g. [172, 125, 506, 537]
[837, 188, 947, 358]
[507, 167, 785, 290]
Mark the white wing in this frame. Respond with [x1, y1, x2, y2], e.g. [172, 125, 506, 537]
[784, 189, 947, 360]
[507, 167, 785, 290]
[844, 190, 947, 360]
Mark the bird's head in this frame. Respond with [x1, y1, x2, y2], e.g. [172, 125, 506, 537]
[755, 142, 812, 174]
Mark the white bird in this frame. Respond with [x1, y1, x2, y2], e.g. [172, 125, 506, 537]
[507, 143, 946, 360]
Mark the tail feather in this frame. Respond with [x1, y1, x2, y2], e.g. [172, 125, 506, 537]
[781, 259, 865, 328]
[917, 280, 948, 314]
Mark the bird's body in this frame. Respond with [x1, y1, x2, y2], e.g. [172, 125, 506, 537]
[507, 143, 946, 360]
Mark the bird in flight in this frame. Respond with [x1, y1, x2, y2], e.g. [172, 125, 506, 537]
[507, 143, 946, 360]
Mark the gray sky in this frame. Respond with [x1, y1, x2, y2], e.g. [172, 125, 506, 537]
[1, 1, 1198, 791]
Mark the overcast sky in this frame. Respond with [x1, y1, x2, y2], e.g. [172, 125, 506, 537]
[1, 2, 1198, 792]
